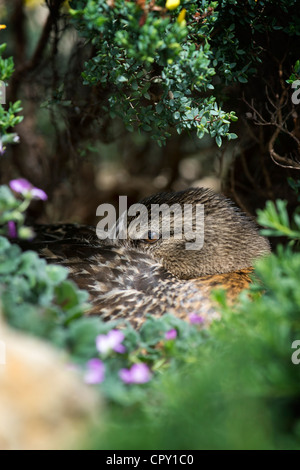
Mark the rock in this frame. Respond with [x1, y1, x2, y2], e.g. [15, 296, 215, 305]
[0, 320, 100, 450]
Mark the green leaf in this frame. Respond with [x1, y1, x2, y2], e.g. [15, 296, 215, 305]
[215, 135, 222, 147]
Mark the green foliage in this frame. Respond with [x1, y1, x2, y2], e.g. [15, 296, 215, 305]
[69, 0, 300, 146]
[0, 43, 23, 154]
[0, 43, 14, 82]
[70, 0, 238, 145]
[213, 0, 300, 82]
[0, 235, 89, 338]
[0, 182, 89, 343]
[257, 199, 300, 241]
[0, 100, 23, 132]
[0, 185, 36, 240]
[287, 59, 300, 84]
[0, 185, 25, 226]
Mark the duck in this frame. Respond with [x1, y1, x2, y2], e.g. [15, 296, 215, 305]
[23, 187, 271, 328]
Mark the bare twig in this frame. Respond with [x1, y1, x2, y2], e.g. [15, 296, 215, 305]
[243, 65, 300, 170]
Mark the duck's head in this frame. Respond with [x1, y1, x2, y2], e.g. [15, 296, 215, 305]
[115, 187, 270, 279]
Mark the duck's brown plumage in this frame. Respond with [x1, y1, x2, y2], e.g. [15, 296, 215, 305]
[21, 188, 270, 328]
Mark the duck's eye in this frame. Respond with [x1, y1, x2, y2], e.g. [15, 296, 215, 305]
[144, 230, 160, 243]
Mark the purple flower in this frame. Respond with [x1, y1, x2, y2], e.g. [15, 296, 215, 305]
[84, 358, 105, 384]
[9, 178, 32, 193]
[31, 187, 48, 200]
[165, 329, 177, 340]
[7, 221, 17, 238]
[119, 363, 151, 384]
[9, 178, 48, 200]
[188, 313, 205, 324]
[96, 329, 126, 354]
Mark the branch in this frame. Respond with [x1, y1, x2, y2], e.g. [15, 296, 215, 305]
[243, 68, 300, 170]
[8, 0, 65, 102]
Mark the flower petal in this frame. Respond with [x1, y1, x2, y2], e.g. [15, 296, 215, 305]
[165, 0, 180, 10]
[165, 329, 177, 340]
[119, 368, 132, 384]
[7, 221, 17, 238]
[9, 178, 32, 194]
[31, 187, 48, 200]
[119, 363, 151, 384]
[130, 363, 151, 383]
[96, 329, 125, 354]
[84, 358, 105, 384]
[114, 343, 126, 354]
[188, 313, 205, 324]
[96, 334, 112, 354]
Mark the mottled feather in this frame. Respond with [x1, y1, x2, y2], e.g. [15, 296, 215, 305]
[18, 188, 270, 328]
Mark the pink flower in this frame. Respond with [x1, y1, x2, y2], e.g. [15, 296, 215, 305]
[9, 178, 47, 200]
[119, 363, 151, 384]
[84, 358, 105, 384]
[9, 178, 31, 193]
[96, 329, 126, 354]
[165, 329, 177, 340]
[31, 187, 48, 200]
[188, 313, 205, 324]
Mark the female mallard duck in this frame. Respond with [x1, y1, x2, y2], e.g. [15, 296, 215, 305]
[25, 187, 270, 328]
